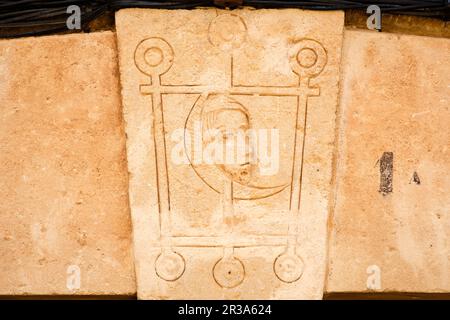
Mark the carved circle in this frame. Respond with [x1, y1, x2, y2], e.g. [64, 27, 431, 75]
[155, 251, 185, 281]
[134, 37, 174, 76]
[213, 256, 245, 288]
[273, 252, 304, 283]
[144, 47, 164, 67]
[297, 48, 318, 68]
[289, 39, 327, 78]
[208, 14, 247, 51]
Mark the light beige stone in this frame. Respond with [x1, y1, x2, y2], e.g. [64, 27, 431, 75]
[0, 32, 136, 295]
[116, 8, 344, 299]
[327, 30, 450, 293]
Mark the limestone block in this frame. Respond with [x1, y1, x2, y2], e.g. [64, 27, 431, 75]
[327, 30, 450, 293]
[116, 8, 344, 299]
[0, 32, 136, 295]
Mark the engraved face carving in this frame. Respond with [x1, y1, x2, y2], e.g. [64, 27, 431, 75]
[202, 95, 255, 185]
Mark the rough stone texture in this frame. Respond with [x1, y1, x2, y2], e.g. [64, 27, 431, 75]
[327, 30, 450, 293]
[116, 8, 344, 299]
[0, 32, 136, 295]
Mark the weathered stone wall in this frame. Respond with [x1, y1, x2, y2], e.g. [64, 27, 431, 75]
[0, 9, 448, 298]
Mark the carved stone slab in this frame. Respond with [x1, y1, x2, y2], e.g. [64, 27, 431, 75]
[116, 8, 344, 299]
[327, 30, 450, 294]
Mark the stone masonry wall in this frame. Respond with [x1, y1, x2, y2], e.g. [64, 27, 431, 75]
[0, 9, 448, 298]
